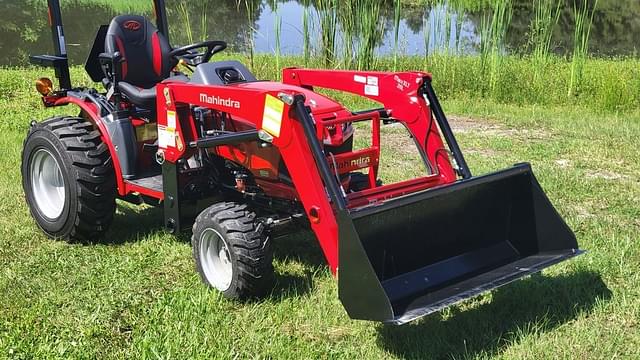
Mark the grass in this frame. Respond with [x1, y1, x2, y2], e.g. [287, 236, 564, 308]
[529, 0, 562, 81]
[242, 0, 258, 70]
[317, 0, 338, 66]
[302, 0, 312, 66]
[1, 61, 639, 358]
[569, 0, 599, 98]
[393, 0, 402, 70]
[480, 0, 513, 98]
[353, 0, 384, 69]
[245, 53, 640, 113]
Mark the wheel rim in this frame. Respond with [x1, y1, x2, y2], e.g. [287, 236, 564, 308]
[30, 148, 66, 220]
[199, 228, 233, 291]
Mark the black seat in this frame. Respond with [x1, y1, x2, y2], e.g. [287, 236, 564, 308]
[104, 15, 183, 109]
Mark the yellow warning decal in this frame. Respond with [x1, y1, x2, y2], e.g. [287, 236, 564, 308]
[135, 123, 158, 142]
[166, 110, 177, 129]
[262, 94, 284, 137]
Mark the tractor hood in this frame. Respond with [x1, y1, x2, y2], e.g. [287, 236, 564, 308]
[232, 81, 346, 114]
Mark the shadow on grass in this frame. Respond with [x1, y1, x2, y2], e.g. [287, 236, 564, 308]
[97, 204, 165, 246]
[100, 208, 326, 300]
[269, 229, 326, 299]
[376, 270, 610, 359]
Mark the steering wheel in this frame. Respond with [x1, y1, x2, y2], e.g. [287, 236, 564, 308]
[170, 40, 227, 66]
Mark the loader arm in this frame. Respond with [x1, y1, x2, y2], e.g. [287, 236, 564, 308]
[282, 68, 458, 182]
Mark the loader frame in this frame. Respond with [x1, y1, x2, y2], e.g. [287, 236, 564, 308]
[154, 69, 469, 272]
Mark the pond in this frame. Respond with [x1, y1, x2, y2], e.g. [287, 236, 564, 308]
[0, 0, 638, 66]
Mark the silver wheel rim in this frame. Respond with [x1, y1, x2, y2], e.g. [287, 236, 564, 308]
[30, 148, 66, 220]
[199, 228, 233, 291]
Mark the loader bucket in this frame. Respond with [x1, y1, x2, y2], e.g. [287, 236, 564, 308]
[338, 163, 582, 324]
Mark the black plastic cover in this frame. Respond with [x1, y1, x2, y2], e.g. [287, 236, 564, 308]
[190, 61, 257, 86]
[85, 25, 109, 83]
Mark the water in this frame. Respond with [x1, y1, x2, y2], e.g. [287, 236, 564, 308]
[0, 0, 638, 66]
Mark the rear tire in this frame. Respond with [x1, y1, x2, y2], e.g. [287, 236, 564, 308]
[21, 116, 116, 241]
[192, 202, 273, 299]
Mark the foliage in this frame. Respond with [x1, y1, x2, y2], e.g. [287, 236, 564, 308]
[480, 0, 513, 97]
[316, 0, 338, 66]
[568, 0, 599, 97]
[529, 0, 562, 82]
[238, 52, 640, 113]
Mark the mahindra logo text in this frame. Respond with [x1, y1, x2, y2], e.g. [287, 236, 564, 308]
[199, 93, 241, 109]
[329, 156, 371, 171]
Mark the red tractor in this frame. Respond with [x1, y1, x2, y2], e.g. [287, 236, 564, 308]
[23, 0, 582, 324]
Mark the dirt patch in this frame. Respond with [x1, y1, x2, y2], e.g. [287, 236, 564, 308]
[586, 170, 630, 181]
[448, 115, 551, 140]
[570, 204, 595, 220]
[555, 159, 572, 169]
[465, 148, 503, 157]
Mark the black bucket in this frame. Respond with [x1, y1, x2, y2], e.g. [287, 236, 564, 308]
[337, 163, 582, 324]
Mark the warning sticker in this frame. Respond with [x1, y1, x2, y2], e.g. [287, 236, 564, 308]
[135, 123, 158, 142]
[167, 110, 177, 129]
[354, 75, 367, 84]
[367, 76, 379, 86]
[158, 125, 175, 148]
[262, 94, 284, 137]
[364, 85, 379, 96]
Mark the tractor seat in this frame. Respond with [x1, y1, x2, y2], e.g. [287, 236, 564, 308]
[104, 15, 184, 109]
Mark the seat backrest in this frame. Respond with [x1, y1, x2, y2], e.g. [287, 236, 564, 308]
[105, 15, 177, 89]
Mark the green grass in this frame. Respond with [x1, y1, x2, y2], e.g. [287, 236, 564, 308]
[245, 53, 640, 113]
[33, 0, 153, 13]
[0, 63, 639, 358]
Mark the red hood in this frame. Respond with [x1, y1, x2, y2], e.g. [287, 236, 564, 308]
[232, 81, 345, 114]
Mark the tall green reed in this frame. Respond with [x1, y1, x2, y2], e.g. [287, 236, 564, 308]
[480, 0, 513, 97]
[354, 0, 384, 69]
[268, 0, 282, 73]
[302, 0, 311, 66]
[317, 0, 338, 66]
[178, 1, 193, 45]
[530, 0, 561, 81]
[338, 0, 357, 67]
[241, 0, 258, 70]
[199, 3, 208, 42]
[423, 0, 464, 58]
[393, 0, 402, 71]
[569, 0, 598, 97]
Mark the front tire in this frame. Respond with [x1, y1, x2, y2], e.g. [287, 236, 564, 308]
[192, 202, 273, 299]
[21, 116, 116, 241]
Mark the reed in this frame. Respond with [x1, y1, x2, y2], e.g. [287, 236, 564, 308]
[302, 0, 312, 66]
[480, 0, 513, 97]
[199, 2, 208, 42]
[530, 0, 561, 81]
[393, 0, 402, 71]
[354, 0, 384, 70]
[338, 0, 357, 67]
[569, 0, 598, 97]
[424, 0, 461, 58]
[269, 1, 282, 73]
[178, 1, 193, 45]
[317, 0, 338, 66]
[241, 0, 257, 70]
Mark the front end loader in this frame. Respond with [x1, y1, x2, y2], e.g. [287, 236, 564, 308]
[22, 0, 582, 324]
